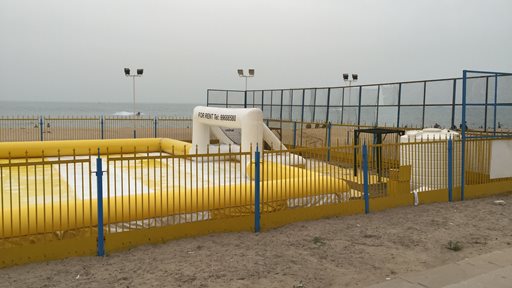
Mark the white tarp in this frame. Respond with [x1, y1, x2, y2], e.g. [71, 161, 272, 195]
[490, 139, 512, 179]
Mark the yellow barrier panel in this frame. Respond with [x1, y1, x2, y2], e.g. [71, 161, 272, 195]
[1, 171, 347, 237]
[2, 136, 512, 269]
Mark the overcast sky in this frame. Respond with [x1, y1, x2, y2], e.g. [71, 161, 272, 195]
[1, 0, 511, 104]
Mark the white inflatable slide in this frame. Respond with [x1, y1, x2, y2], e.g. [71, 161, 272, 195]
[190, 106, 303, 166]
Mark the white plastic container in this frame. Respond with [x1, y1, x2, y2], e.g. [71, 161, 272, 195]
[399, 128, 460, 192]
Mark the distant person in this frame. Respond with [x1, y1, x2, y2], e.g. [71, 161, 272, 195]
[136, 112, 141, 116]
[498, 122, 502, 129]
[433, 123, 441, 128]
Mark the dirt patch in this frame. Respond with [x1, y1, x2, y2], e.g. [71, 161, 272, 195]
[1, 193, 511, 288]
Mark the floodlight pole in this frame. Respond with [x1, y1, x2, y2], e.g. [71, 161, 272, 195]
[132, 75, 137, 138]
[127, 74, 142, 115]
[348, 80, 354, 125]
[124, 69, 143, 138]
[238, 69, 255, 108]
[133, 76, 136, 117]
[344, 74, 358, 125]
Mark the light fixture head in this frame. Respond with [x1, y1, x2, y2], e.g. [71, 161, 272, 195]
[137, 69, 144, 75]
[124, 68, 130, 76]
[343, 73, 349, 81]
[237, 69, 244, 77]
[248, 69, 255, 76]
[352, 74, 358, 81]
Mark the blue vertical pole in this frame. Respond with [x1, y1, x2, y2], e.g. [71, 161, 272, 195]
[326, 122, 332, 161]
[100, 116, 104, 139]
[154, 116, 158, 138]
[493, 75, 498, 136]
[461, 70, 467, 201]
[95, 149, 105, 256]
[448, 138, 453, 202]
[254, 146, 261, 233]
[357, 87, 362, 126]
[325, 88, 331, 123]
[362, 143, 369, 214]
[450, 79, 457, 130]
[39, 116, 44, 141]
[300, 89, 305, 123]
[293, 121, 297, 148]
[397, 83, 402, 128]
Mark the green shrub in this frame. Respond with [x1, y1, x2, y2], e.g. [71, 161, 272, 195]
[447, 240, 463, 251]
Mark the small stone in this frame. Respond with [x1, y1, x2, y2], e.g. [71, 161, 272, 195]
[494, 200, 506, 205]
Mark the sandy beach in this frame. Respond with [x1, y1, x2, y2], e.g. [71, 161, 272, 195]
[0, 193, 510, 288]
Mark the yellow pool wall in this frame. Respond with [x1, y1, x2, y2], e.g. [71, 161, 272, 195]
[0, 138, 349, 238]
[0, 138, 191, 158]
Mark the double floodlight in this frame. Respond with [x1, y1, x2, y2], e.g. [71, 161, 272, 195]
[124, 68, 144, 76]
[343, 73, 358, 82]
[237, 69, 255, 77]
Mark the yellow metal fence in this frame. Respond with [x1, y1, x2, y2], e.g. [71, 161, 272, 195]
[1, 137, 512, 267]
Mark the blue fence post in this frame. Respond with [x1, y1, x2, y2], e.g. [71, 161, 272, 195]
[154, 116, 158, 138]
[461, 70, 467, 201]
[254, 146, 261, 233]
[95, 148, 105, 256]
[362, 143, 369, 214]
[447, 138, 453, 202]
[326, 122, 332, 161]
[293, 122, 297, 148]
[493, 75, 498, 136]
[39, 116, 44, 141]
[100, 116, 104, 139]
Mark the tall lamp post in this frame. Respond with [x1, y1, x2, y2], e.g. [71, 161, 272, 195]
[343, 73, 358, 124]
[238, 69, 255, 108]
[124, 68, 143, 138]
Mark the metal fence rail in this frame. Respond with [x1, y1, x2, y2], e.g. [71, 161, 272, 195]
[0, 116, 193, 142]
[1, 137, 512, 267]
[104, 147, 254, 233]
[0, 154, 95, 238]
[0, 117, 40, 142]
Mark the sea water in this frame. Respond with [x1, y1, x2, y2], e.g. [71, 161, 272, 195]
[0, 101, 201, 117]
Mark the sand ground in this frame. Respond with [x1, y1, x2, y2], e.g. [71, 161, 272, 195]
[0, 193, 511, 288]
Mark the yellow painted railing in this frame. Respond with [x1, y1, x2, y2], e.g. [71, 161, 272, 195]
[1, 137, 511, 267]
